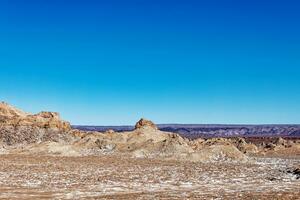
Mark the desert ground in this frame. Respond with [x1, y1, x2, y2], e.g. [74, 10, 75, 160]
[0, 154, 299, 199]
[0, 102, 300, 199]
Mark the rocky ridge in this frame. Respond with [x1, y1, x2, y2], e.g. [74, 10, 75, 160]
[0, 102, 72, 145]
[0, 102, 299, 162]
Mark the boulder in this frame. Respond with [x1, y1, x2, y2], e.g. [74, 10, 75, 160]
[135, 118, 158, 130]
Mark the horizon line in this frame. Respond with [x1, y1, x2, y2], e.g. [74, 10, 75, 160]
[72, 123, 300, 127]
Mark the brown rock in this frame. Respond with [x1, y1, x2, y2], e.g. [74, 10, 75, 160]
[0, 102, 72, 145]
[0, 102, 71, 131]
[135, 118, 158, 130]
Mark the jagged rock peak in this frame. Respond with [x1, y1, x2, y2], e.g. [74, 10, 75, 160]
[135, 118, 158, 130]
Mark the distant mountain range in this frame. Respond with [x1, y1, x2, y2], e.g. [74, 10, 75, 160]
[73, 124, 300, 138]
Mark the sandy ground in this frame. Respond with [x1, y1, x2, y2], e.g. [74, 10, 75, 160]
[0, 154, 299, 200]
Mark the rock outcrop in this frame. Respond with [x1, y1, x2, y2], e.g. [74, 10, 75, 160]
[0, 102, 70, 131]
[0, 102, 72, 145]
[135, 118, 158, 130]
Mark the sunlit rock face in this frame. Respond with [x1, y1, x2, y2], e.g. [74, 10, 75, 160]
[0, 102, 72, 145]
[135, 118, 158, 130]
[0, 102, 70, 131]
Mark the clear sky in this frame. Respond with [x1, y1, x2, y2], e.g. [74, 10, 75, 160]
[0, 0, 300, 125]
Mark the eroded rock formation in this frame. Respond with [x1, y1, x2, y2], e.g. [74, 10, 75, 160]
[0, 102, 72, 145]
[1, 102, 299, 162]
[135, 118, 158, 130]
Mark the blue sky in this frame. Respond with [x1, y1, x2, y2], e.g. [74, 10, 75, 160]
[0, 0, 300, 125]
